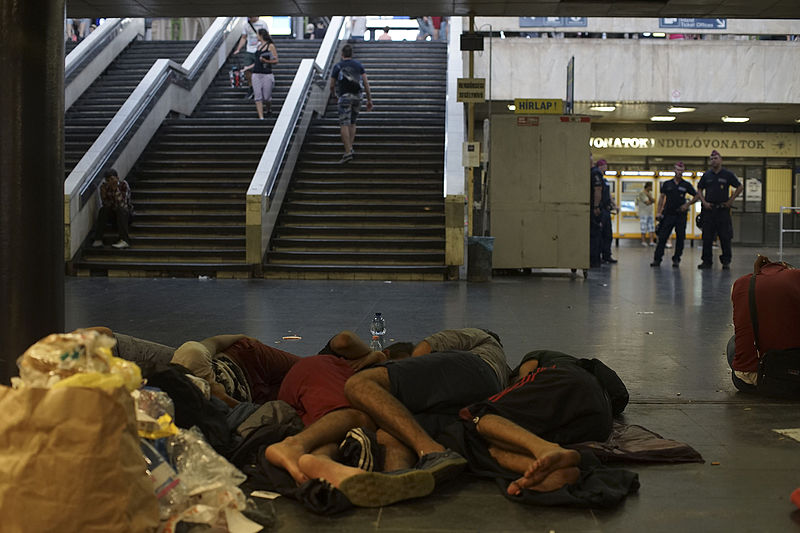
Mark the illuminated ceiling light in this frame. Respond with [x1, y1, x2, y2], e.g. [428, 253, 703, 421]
[507, 104, 516, 111]
[643, 32, 651, 37]
[650, 115, 676, 122]
[795, 118, 800, 123]
[721, 116, 750, 123]
[590, 105, 616, 112]
[653, 32, 666, 37]
[668, 106, 696, 113]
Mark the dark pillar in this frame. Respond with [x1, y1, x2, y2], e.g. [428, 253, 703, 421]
[0, 0, 66, 384]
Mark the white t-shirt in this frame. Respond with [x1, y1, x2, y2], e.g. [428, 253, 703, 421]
[637, 189, 653, 218]
[243, 20, 269, 53]
[351, 17, 367, 37]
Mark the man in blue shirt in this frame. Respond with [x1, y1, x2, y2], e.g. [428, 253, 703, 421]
[696, 150, 742, 270]
[330, 44, 373, 163]
[650, 161, 697, 268]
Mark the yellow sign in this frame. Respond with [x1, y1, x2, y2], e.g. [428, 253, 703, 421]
[457, 78, 485, 102]
[514, 98, 563, 114]
[590, 127, 799, 158]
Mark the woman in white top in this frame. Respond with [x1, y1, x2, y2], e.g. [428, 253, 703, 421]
[636, 182, 656, 246]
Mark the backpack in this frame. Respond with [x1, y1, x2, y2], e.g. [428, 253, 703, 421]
[337, 62, 362, 95]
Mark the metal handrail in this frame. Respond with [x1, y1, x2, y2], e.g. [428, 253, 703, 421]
[778, 206, 800, 261]
[65, 17, 239, 208]
[64, 17, 241, 260]
[245, 16, 346, 265]
[314, 16, 346, 79]
[65, 18, 127, 82]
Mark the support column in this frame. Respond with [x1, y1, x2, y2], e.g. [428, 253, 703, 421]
[0, 0, 66, 384]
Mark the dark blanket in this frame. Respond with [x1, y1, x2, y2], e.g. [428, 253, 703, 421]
[568, 421, 704, 464]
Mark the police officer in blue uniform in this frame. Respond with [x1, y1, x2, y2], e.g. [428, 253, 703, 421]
[589, 158, 604, 268]
[650, 161, 697, 268]
[696, 150, 743, 270]
[595, 159, 618, 264]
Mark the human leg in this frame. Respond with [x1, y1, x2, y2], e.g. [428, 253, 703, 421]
[475, 414, 580, 494]
[651, 216, 675, 265]
[93, 205, 112, 242]
[297, 454, 434, 507]
[377, 429, 417, 471]
[339, 125, 354, 153]
[726, 335, 757, 393]
[345, 367, 444, 459]
[700, 223, 716, 267]
[255, 100, 264, 119]
[265, 407, 374, 484]
[601, 210, 613, 261]
[478, 414, 580, 493]
[672, 214, 687, 263]
[110, 207, 131, 243]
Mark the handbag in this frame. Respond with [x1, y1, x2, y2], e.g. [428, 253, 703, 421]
[748, 274, 800, 398]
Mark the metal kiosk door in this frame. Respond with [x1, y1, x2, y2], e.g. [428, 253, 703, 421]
[489, 114, 591, 270]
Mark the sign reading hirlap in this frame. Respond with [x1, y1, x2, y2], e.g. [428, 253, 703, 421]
[659, 18, 726, 29]
[519, 17, 587, 28]
[514, 99, 563, 115]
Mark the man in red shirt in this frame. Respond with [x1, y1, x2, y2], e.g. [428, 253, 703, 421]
[729, 255, 800, 392]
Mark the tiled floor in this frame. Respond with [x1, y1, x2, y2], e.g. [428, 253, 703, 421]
[65, 242, 800, 532]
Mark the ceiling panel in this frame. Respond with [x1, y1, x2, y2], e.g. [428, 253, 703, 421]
[66, 0, 800, 18]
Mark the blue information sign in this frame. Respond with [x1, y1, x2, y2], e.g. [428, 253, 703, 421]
[520, 17, 588, 28]
[659, 18, 726, 30]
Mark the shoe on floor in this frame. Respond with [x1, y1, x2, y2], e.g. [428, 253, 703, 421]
[603, 257, 618, 264]
[338, 469, 434, 508]
[111, 240, 130, 249]
[338, 152, 353, 164]
[649, 242, 656, 247]
[698, 263, 712, 270]
[91, 240, 103, 248]
[338, 427, 384, 472]
[650, 261, 661, 267]
[641, 242, 648, 247]
[415, 449, 467, 486]
[665, 243, 673, 248]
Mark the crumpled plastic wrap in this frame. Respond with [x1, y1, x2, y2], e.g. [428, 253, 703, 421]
[158, 427, 254, 533]
[13, 329, 142, 390]
[134, 388, 179, 439]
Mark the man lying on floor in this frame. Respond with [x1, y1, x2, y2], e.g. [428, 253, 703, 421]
[265, 328, 508, 485]
[264, 332, 628, 507]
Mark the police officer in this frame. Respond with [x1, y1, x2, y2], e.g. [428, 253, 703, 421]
[650, 161, 696, 268]
[589, 156, 603, 268]
[595, 159, 618, 264]
[696, 150, 743, 270]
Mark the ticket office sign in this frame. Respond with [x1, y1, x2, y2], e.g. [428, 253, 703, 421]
[457, 78, 485, 102]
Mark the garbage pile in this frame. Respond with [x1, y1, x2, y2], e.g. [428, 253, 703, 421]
[0, 330, 270, 533]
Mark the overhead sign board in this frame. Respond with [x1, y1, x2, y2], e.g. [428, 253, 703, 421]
[514, 98, 563, 115]
[457, 78, 485, 103]
[659, 18, 726, 30]
[520, 17, 587, 28]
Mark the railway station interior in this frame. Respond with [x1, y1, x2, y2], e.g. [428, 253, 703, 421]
[2, 0, 800, 531]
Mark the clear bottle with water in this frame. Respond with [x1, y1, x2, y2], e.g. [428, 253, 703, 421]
[369, 313, 386, 351]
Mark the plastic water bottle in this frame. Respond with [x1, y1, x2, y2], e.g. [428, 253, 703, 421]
[369, 313, 386, 350]
[369, 335, 382, 351]
[141, 439, 183, 519]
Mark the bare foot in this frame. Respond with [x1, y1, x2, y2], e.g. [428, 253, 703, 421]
[298, 454, 360, 488]
[265, 437, 309, 484]
[507, 466, 580, 495]
[522, 447, 581, 486]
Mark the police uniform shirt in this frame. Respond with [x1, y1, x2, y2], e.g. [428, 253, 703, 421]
[698, 168, 741, 204]
[590, 168, 604, 208]
[660, 178, 697, 215]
